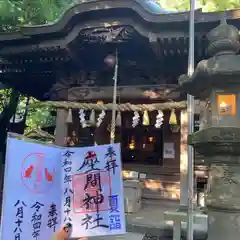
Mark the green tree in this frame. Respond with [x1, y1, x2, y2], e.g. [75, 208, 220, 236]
[0, 0, 75, 166]
[0, 0, 76, 125]
[0, 0, 76, 31]
[0, 88, 19, 163]
[158, 0, 240, 11]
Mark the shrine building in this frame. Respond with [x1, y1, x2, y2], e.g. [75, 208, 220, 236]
[0, 0, 240, 201]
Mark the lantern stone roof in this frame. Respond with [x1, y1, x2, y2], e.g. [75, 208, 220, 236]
[179, 19, 240, 99]
[0, 0, 240, 100]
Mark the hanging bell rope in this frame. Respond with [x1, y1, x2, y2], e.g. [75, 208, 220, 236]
[28, 101, 186, 111]
[110, 49, 118, 144]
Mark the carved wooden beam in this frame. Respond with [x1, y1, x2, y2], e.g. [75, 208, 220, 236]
[148, 33, 162, 60]
[67, 84, 180, 101]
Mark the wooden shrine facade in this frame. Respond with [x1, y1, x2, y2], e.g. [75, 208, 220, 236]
[1, 0, 240, 100]
[1, 0, 240, 200]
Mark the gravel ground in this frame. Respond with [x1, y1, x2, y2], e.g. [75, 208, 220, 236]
[88, 232, 174, 240]
[89, 232, 145, 240]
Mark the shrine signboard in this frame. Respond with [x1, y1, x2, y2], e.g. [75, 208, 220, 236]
[0, 136, 125, 239]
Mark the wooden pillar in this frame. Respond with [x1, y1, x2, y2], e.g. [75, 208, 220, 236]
[180, 109, 188, 208]
[55, 108, 68, 146]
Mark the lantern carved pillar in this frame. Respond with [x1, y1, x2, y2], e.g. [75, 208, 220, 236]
[180, 20, 240, 240]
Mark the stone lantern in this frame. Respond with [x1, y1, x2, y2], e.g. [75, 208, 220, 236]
[179, 20, 240, 240]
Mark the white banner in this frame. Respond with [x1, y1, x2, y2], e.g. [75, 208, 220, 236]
[0, 137, 125, 239]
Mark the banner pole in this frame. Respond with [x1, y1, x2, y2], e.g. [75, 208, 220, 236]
[187, 0, 196, 239]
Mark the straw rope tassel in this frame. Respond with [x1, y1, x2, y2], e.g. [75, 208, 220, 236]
[116, 111, 121, 127]
[89, 109, 96, 126]
[110, 49, 118, 144]
[169, 109, 177, 125]
[142, 110, 149, 126]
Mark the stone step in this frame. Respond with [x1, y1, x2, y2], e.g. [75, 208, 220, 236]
[147, 174, 180, 182]
[89, 232, 145, 240]
[142, 179, 180, 200]
[123, 164, 180, 175]
[142, 197, 179, 207]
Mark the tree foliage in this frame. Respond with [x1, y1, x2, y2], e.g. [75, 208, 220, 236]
[0, 0, 75, 133]
[0, 0, 73, 163]
[158, 0, 240, 11]
[0, 0, 76, 31]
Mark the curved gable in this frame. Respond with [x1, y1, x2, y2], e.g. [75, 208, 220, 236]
[0, 0, 210, 42]
[0, 0, 239, 48]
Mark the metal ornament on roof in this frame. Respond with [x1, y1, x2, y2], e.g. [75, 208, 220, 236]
[81, 26, 134, 43]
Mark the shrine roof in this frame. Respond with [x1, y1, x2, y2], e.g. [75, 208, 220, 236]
[1, 1, 240, 100]
[135, 0, 170, 14]
[0, 0, 240, 43]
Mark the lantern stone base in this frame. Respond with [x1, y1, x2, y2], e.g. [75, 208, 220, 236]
[205, 162, 240, 240]
[189, 127, 240, 156]
[189, 127, 240, 240]
[208, 209, 240, 240]
[179, 17, 240, 240]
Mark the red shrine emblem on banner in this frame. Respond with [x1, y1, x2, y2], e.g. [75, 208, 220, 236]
[21, 152, 54, 194]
